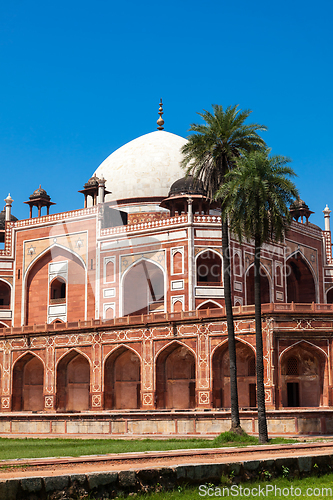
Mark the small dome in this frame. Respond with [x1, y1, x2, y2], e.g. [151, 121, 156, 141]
[168, 175, 205, 198]
[290, 198, 309, 210]
[29, 185, 50, 201]
[84, 174, 100, 188]
[0, 209, 18, 230]
[94, 131, 187, 202]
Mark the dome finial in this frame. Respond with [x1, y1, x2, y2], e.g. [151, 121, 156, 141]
[157, 98, 164, 130]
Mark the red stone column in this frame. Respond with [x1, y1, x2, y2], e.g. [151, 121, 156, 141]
[141, 337, 155, 409]
[1, 342, 12, 411]
[196, 326, 211, 408]
[44, 342, 56, 411]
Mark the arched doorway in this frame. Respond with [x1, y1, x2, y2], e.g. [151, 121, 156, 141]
[286, 254, 316, 303]
[104, 347, 141, 409]
[123, 260, 164, 316]
[280, 343, 325, 407]
[56, 351, 90, 411]
[196, 250, 222, 286]
[0, 281, 10, 308]
[246, 266, 270, 305]
[212, 341, 256, 408]
[12, 354, 44, 411]
[156, 343, 195, 409]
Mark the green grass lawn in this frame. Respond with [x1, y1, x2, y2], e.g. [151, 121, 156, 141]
[0, 433, 296, 461]
[116, 474, 333, 500]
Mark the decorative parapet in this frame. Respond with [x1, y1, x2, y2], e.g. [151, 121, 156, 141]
[1, 302, 332, 337]
[14, 206, 98, 229]
[100, 215, 188, 236]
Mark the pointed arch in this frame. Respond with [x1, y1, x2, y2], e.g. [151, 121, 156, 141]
[212, 339, 256, 409]
[104, 345, 141, 409]
[326, 286, 333, 304]
[12, 352, 44, 411]
[197, 299, 223, 310]
[286, 251, 317, 303]
[155, 341, 196, 409]
[0, 279, 12, 310]
[121, 257, 165, 317]
[280, 340, 326, 407]
[195, 249, 222, 286]
[23, 244, 87, 326]
[56, 349, 90, 411]
[245, 263, 271, 305]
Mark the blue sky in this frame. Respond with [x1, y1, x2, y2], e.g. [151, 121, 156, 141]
[0, 0, 332, 227]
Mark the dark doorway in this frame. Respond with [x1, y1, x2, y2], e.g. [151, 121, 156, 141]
[287, 382, 299, 407]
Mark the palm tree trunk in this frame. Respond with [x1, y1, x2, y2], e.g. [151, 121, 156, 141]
[254, 235, 268, 443]
[222, 213, 241, 432]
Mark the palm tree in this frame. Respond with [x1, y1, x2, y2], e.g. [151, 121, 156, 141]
[181, 105, 267, 433]
[216, 150, 298, 443]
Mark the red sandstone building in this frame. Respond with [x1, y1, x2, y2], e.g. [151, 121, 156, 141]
[1, 116, 333, 436]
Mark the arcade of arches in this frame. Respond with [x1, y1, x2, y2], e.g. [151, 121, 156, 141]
[8, 339, 327, 412]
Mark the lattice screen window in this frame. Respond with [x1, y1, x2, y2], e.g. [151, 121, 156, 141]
[287, 356, 299, 375]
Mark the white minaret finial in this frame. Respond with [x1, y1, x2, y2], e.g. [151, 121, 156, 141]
[323, 204, 331, 231]
[98, 176, 106, 204]
[4, 193, 13, 222]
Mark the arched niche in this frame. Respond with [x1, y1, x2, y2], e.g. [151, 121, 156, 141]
[0, 281, 11, 308]
[286, 254, 316, 303]
[212, 341, 256, 409]
[280, 343, 326, 407]
[173, 251, 183, 274]
[56, 351, 90, 411]
[123, 260, 164, 316]
[12, 354, 44, 411]
[25, 246, 86, 325]
[104, 347, 141, 409]
[246, 266, 270, 305]
[196, 250, 222, 286]
[156, 343, 195, 409]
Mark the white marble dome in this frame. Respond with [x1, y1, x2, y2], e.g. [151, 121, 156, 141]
[94, 131, 187, 202]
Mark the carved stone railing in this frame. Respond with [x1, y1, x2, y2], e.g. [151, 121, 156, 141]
[1, 302, 333, 336]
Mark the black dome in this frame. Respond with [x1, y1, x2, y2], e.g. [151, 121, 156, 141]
[0, 209, 18, 230]
[168, 176, 206, 198]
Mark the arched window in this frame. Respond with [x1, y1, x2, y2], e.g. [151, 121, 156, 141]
[50, 277, 66, 303]
[196, 251, 222, 286]
[0, 281, 10, 308]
